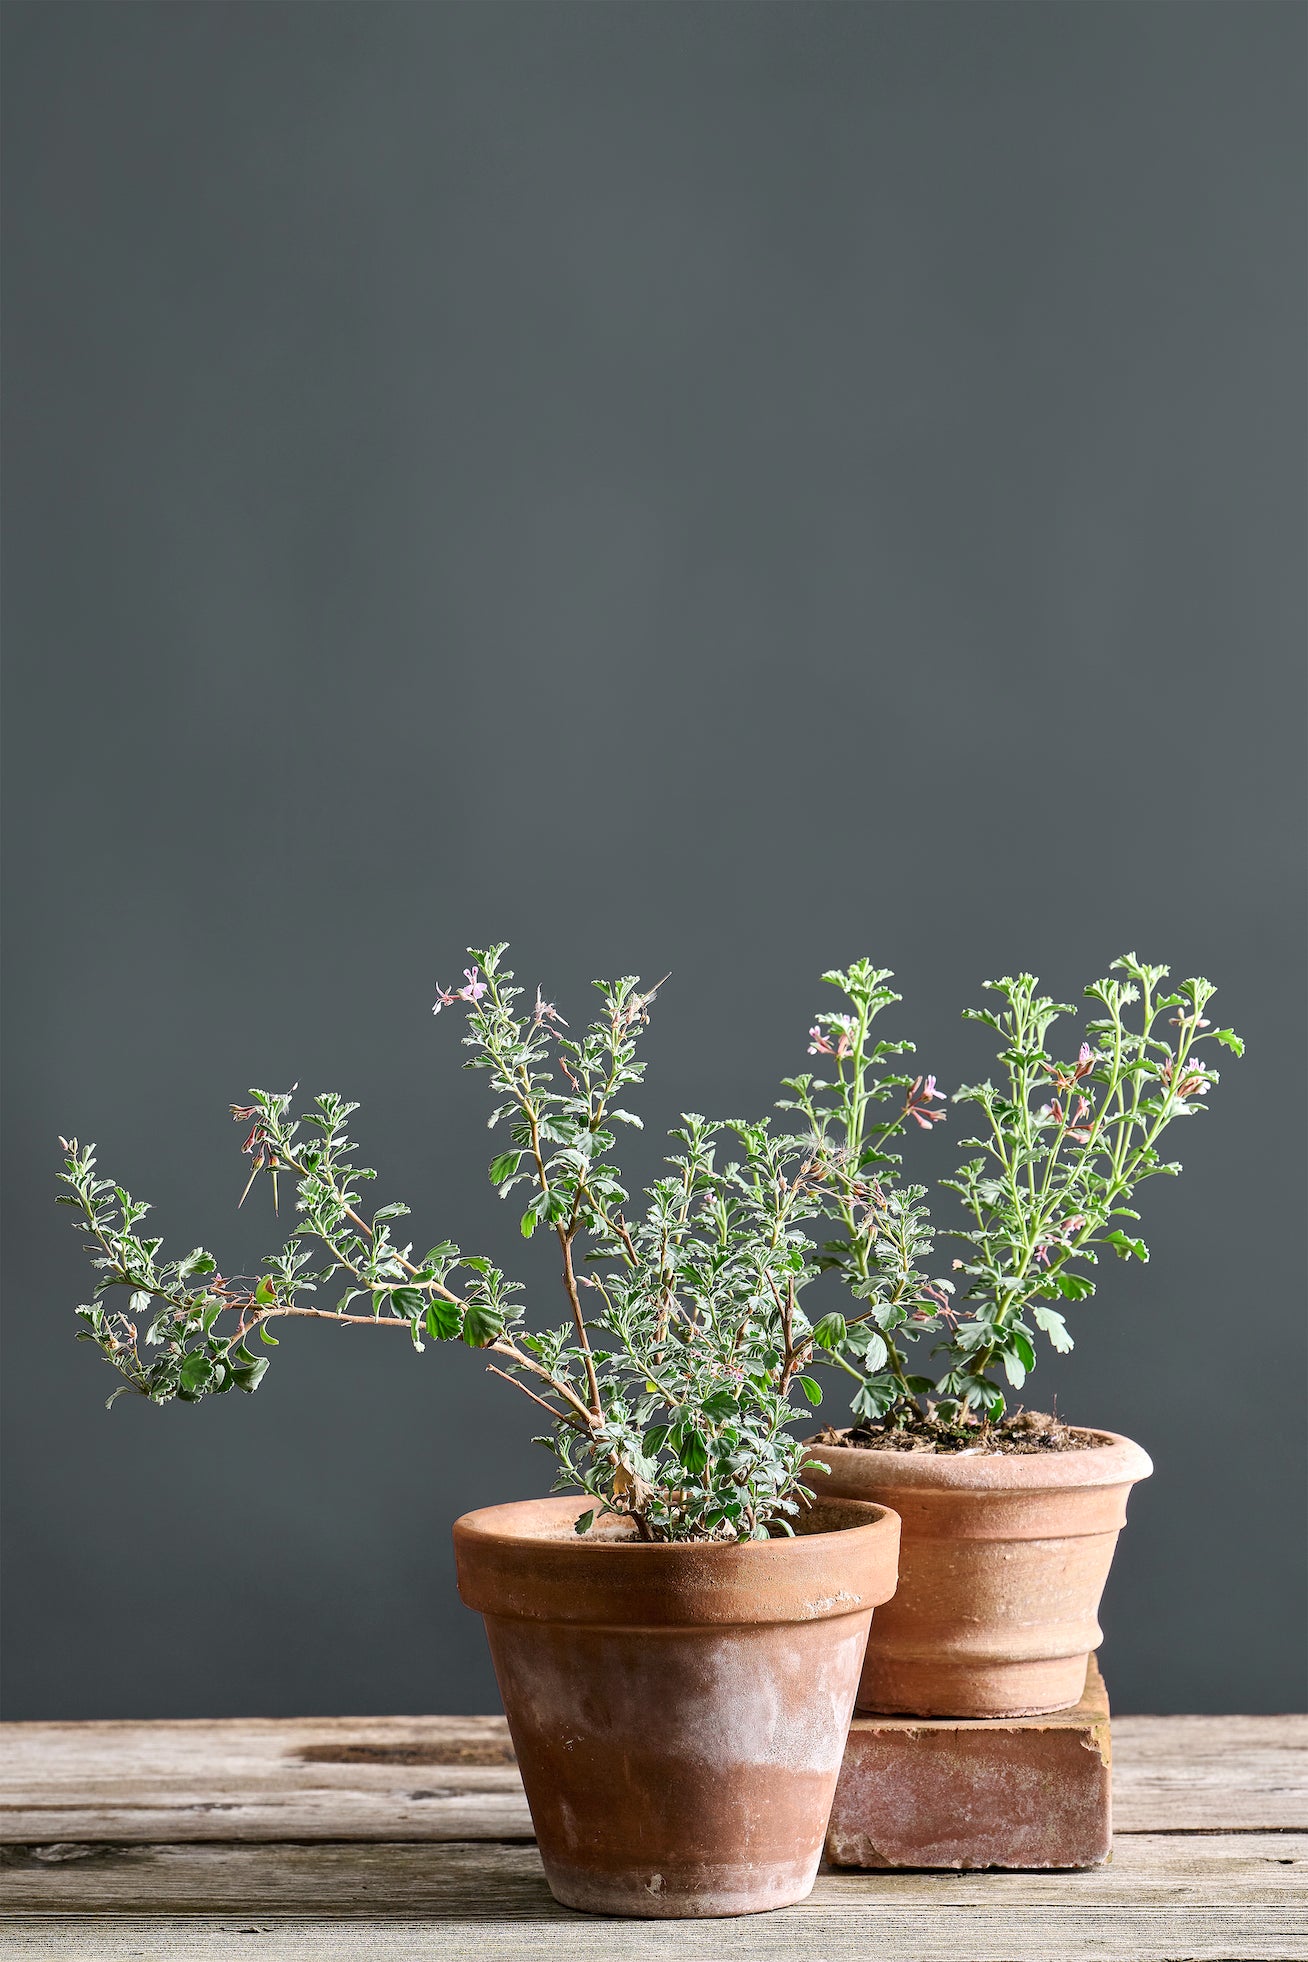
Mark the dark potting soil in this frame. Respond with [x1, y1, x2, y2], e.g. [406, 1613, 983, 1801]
[811, 1409, 1111, 1454]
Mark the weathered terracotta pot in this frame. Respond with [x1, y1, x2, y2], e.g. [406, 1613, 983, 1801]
[807, 1429, 1151, 1719]
[453, 1494, 900, 1917]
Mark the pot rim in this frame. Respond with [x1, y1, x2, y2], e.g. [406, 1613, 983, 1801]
[806, 1426, 1152, 1492]
[454, 1491, 895, 1553]
[453, 1493, 901, 1625]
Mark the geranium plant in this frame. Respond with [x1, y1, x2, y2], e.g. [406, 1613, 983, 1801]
[799, 954, 1243, 1426]
[57, 947, 949, 1542]
[57, 947, 1241, 1528]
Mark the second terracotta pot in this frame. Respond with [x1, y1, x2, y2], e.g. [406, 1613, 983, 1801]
[807, 1428, 1152, 1719]
[453, 1494, 899, 1917]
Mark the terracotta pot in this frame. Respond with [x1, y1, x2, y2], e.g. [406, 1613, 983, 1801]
[453, 1494, 899, 1918]
[806, 1429, 1151, 1719]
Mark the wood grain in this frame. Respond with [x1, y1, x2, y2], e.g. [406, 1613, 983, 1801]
[3, 1830, 1305, 1914]
[4, 1908, 1306, 1962]
[2, 1712, 1304, 1959]
[1, 1840, 1305, 1961]
[1111, 1715, 1308, 1831]
[3, 1711, 1304, 1844]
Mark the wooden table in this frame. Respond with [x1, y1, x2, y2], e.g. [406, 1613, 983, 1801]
[2, 1711, 1305, 1959]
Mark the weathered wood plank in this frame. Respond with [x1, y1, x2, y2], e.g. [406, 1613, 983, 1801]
[1, 1833, 1303, 1916]
[3, 1713, 1304, 1843]
[0, 1717, 532, 1846]
[0, 1905, 1303, 1962]
[1112, 1716, 1308, 1830]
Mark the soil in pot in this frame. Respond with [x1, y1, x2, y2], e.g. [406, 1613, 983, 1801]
[453, 1494, 899, 1918]
[813, 1407, 1105, 1454]
[807, 1424, 1152, 1721]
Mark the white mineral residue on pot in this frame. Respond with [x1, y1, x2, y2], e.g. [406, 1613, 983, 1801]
[801, 1588, 861, 1616]
[655, 1626, 865, 1774]
[497, 1621, 867, 1774]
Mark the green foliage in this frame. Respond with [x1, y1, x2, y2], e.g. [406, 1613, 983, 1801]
[932, 957, 1240, 1418]
[59, 949, 879, 1543]
[777, 960, 956, 1428]
[56, 947, 1240, 1524]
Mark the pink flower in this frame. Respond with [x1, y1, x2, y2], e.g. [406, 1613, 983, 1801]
[1158, 1055, 1208, 1106]
[458, 967, 488, 1003]
[904, 1075, 947, 1129]
[1050, 1045, 1096, 1094]
[431, 983, 460, 1015]
[1066, 1096, 1094, 1142]
[533, 988, 567, 1027]
[808, 1025, 835, 1056]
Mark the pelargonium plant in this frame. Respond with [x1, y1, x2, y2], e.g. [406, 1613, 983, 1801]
[800, 954, 1243, 1427]
[57, 947, 951, 1542]
[57, 948, 1241, 1524]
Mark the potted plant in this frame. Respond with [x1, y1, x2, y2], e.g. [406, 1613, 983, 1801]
[57, 946, 900, 1918]
[794, 956, 1242, 1718]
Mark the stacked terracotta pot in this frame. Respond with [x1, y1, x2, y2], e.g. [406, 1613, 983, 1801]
[807, 1428, 1153, 1718]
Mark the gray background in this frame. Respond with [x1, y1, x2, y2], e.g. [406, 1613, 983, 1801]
[3, 0, 1304, 1721]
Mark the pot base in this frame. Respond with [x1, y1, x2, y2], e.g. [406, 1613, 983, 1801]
[543, 1857, 819, 1919]
[858, 1646, 1095, 1720]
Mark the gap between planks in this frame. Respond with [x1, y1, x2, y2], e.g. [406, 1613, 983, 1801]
[1, 1832, 1305, 1916]
[2, 1712, 1304, 1845]
[1, 1906, 1305, 1962]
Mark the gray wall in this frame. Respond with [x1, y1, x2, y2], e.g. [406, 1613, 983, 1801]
[3, 1, 1303, 1721]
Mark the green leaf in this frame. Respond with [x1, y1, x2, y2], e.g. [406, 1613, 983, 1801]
[812, 1313, 847, 1351]
[462, 1301, 504, 1349]
[520, 1209, 538, 1240]
[254, 1277, 276, 1306]
[179, 1351, 212, 1394]
[677, 1429, 709, 1475]
[1214, 1029, 1244, 1056]
[574, 1509, 595, 1535]
[796, 1375, 823, 1407]
[1031, 1303, 1073, 1353]
[489, 1152, 523, 1185]
[231, 1348, 269, 1393]
[1106, 1230, 1149, 1262]
[389, 1286, 426, 1319]
[258, 1322, 279, 1346]
[1052, 1271, 1095, 1300]
[1009, 1328, 1036, 1372]
[860, 1331, 888, 1373]
[425, 1298, 462, 1342]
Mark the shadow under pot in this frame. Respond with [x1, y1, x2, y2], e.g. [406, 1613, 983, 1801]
[805, 1429, 1152, 1719]
[452, 1494, 900, 1918]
